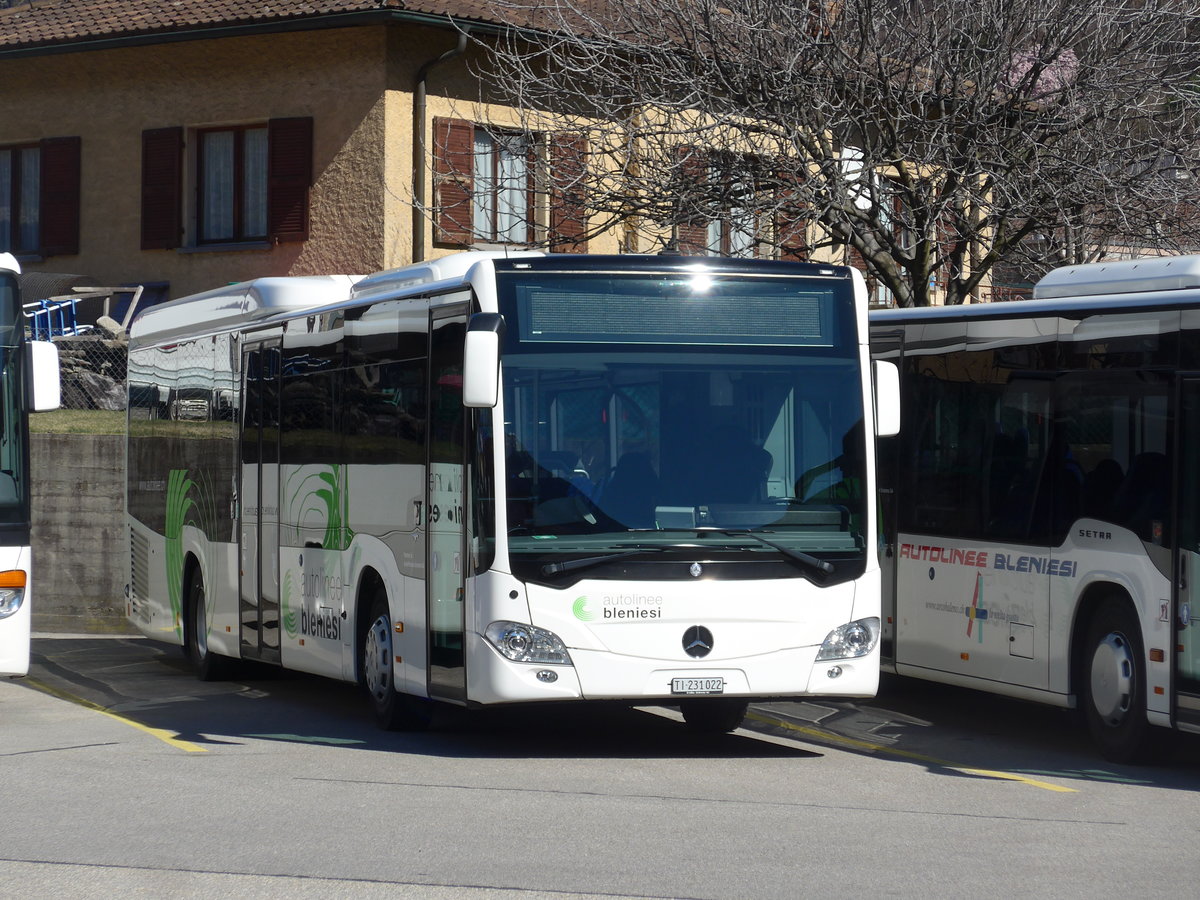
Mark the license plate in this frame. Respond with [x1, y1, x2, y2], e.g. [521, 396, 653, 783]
[671, 677, 725, 695]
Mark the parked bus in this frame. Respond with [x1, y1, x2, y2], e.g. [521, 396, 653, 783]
[870, 253, 1200, 761]
[0, 253, 62, 676]
[126, 251, 899, 731]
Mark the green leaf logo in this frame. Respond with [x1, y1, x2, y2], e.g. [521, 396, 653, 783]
[283, 570, 297, 639]
[572, 596, 595, 622]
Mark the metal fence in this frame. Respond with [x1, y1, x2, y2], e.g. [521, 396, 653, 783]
[23, 287, 141, 412]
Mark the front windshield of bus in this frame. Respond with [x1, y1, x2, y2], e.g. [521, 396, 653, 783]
[488, 266, 867, 583]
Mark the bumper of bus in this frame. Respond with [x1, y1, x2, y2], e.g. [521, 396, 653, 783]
[464, 631, 879, 705]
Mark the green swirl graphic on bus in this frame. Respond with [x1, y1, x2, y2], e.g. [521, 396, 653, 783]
[573, 596, 596, 622]
[282, 570, 297, 639]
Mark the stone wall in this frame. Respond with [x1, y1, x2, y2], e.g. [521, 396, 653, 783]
[30, 434, 133, 634]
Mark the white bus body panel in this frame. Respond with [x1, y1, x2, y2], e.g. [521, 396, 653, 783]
[0, 546, 32, 676]
[891, 521, 1172, 720]
[465, 570, 879, 705]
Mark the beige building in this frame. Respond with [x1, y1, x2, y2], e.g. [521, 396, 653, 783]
[0, 0, 605, 303]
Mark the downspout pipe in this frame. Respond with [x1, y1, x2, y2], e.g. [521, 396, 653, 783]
[414, 26, 470, 263]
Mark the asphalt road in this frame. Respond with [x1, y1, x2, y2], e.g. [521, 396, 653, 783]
[2, 635, 1198, 899]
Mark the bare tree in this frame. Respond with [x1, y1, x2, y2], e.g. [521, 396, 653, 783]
[460, 0, 1200, 305]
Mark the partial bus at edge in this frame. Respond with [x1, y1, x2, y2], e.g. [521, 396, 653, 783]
[125, 251, 899, 733]
[0, 253, 62, 677]
[871, 253, 1200, 762]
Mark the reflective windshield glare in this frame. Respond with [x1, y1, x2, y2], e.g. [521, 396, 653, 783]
[481, 270, 868, 582]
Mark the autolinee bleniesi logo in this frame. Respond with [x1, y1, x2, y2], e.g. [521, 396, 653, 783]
[574, 594, 663, 621]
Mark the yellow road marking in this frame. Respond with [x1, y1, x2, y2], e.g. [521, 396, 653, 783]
[24, 678, 207, 753]
[746, 710, 1077, 793]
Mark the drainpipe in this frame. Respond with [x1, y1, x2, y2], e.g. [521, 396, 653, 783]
[413, 26, 470, 263]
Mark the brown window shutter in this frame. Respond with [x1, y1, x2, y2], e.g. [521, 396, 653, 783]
[40, 136, 81, 257]
[550, 133, 588, 252]
[141, 127, 183, 251]
[775, 194, 808, 262]
[433, 117, 474, 245]
[268, 117, 313, 243]
[675, 146, 709, 254]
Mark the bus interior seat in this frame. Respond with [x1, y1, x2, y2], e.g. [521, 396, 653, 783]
[597, 452, 658, 528]
[1111, 451, 1168, 540]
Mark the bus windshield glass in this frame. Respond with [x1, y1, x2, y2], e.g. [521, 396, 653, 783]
[491, 269, 867, 577]
[0, 274, 26, 524]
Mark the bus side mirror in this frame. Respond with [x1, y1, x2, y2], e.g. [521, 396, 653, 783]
[873, 359, 899, 437]
[463, 313, 505, 408]
[26, 340, 61, 412]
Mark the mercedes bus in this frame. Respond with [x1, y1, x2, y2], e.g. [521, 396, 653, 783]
[126, 251, 898, 732]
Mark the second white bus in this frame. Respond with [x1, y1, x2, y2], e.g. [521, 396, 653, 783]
[872, 253, 1200, 761]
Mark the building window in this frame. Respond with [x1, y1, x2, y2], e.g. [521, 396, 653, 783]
[198, 126, 268, 243]
[141, 118, 311, 251]
[473, 130, 532, 244]
[0, 138, 81, 259]
[433, 117, 588, 251]
[0, 145, 40, 254]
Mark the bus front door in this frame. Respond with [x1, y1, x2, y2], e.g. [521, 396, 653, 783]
[1174, 376, 1200, 730]
[239, 341, 282, 665]
[427, 306, 468, 702]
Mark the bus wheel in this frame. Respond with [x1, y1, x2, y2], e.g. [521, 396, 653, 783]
[185, 571, 233, 681]
[360, 593, 432, 731]
[679, 698, 748, 734]
[1082, 599, 1153, 763]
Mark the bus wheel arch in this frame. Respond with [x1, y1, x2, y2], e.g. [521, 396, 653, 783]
[355, 570, 431, 731]
[1071, 586, 1154, 763]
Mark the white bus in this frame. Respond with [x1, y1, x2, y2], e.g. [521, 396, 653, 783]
[126, 251, 898, 731]
[0, 253, 62, 677]
[871, 253, 1200, 761]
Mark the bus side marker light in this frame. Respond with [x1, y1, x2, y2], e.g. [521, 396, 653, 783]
[1150, 648, 1165, 662]
[1155, 686, 1164, 695]
[299, 639, 305, 646]
[395, 656, 402, 664]
[960, 652, 970, 661]
[394, 622, 404, 633]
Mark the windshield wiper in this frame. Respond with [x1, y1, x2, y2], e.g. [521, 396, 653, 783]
[713, 529, 835, 577]
[540, 548, 663, 577]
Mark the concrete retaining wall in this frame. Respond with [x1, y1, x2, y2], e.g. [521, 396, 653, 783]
[31, 434, 133, 633]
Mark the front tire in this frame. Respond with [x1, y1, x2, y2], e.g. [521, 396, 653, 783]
[1082, 599, 1154, 763]
[185, 570, 234, 681]
[679, 698, 748, 734]
[360, 591, 432, 731]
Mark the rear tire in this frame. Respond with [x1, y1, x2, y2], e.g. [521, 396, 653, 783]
[185, 570, 235, 681]
[360, 591, 433, 731]
[679, 698, 748, 734]
[1082, 599, 1155, 763]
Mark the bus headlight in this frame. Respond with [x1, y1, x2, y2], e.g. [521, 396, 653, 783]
[815, 617, 880, 660]
[0, 574, 25, 620]
[485, 621, 573, 666]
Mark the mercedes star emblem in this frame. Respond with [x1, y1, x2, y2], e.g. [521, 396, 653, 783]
[682, 625, 714, 658]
